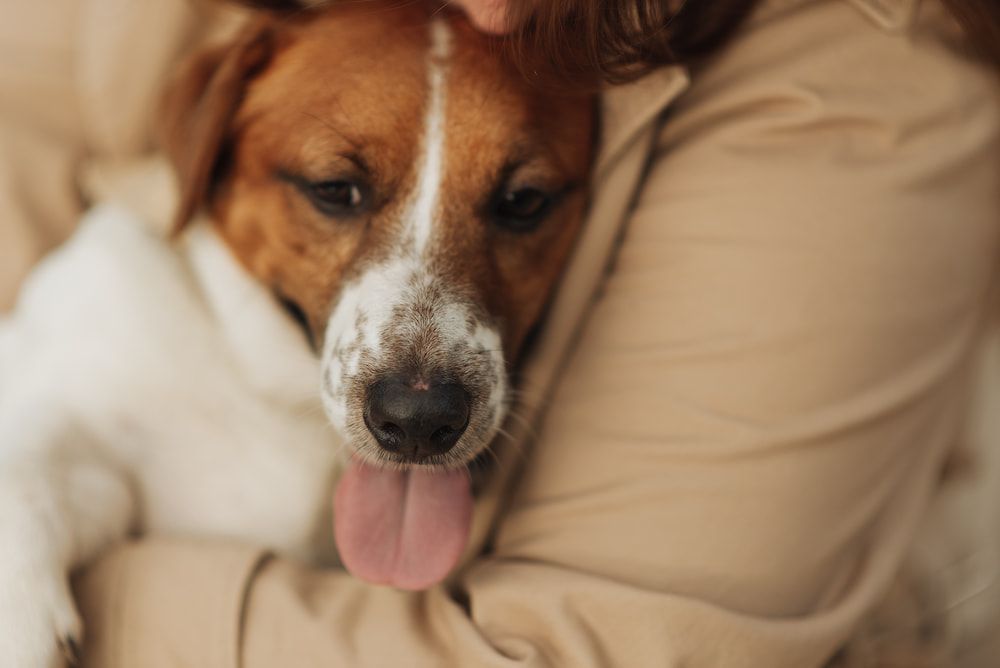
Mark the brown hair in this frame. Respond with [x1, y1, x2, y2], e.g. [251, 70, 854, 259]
[230, 0, 999, 86]
[503, 0, 758, 87]
[503, 0, 1000, 87]
[938, 0, 1000, 65]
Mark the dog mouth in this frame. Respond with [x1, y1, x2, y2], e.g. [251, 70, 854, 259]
[322, 345, 504, 592]
[332, 374, 491, 590]
[319, 265, 507, 589]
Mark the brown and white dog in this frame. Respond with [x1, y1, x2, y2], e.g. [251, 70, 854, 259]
[0, 1, 593, 665]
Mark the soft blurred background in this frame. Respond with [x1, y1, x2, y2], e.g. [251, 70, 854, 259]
[0, 0, 246, 308]
[0, 1, 997, 665]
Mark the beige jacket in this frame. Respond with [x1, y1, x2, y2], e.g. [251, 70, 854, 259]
[1, 0, 998, 665]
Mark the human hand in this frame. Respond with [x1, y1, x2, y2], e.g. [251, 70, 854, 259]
[448, 0, 522, 34]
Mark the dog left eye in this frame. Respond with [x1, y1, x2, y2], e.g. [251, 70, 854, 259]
[305, 180, 366, 216]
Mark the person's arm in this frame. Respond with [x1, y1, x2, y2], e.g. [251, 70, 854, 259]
[73, 0, 1000, 665]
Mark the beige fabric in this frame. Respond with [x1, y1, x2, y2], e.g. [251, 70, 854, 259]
[0, 0, 234, 308]
[0, 1, 85, 309]
[1, 0, 998, 665]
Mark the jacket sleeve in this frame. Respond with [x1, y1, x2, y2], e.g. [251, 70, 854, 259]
[73, 0, 1000, 666]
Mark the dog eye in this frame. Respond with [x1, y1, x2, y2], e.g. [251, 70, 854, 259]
[305, 180, 366, 216]
[493, 188, 553, 231]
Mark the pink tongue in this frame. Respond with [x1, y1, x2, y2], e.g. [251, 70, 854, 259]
[334, 460, 472, 590]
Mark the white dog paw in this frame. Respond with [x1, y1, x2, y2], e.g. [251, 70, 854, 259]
[0, 566, 82, 667]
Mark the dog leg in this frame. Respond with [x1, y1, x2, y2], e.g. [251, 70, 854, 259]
[0, 403, 133, 667]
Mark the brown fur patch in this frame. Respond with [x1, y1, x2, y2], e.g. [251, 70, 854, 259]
[434, 16, 594, 361]
[162, 2, 593, 355]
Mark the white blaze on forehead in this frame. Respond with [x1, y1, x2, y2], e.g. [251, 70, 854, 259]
[407, 18, 452, 255]
[321, 19, 457, 428]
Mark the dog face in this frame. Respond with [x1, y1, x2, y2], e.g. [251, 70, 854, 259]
[162, 2, 594, 470]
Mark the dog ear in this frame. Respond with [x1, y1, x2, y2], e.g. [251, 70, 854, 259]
[159, 19, 275, 234]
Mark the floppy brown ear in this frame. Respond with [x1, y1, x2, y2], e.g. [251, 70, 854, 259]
[158, 19, 276, 234]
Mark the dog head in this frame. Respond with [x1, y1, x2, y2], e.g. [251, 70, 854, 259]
[163, 1, 594, 472]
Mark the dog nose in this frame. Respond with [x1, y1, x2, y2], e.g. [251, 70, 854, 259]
[365, 378, 471, 460]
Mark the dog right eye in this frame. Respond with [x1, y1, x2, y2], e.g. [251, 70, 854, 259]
[490, 187, 555, 233]
[304, 180, 367, 217]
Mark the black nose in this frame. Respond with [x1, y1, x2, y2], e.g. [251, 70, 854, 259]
[365, 377, 471, 460]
